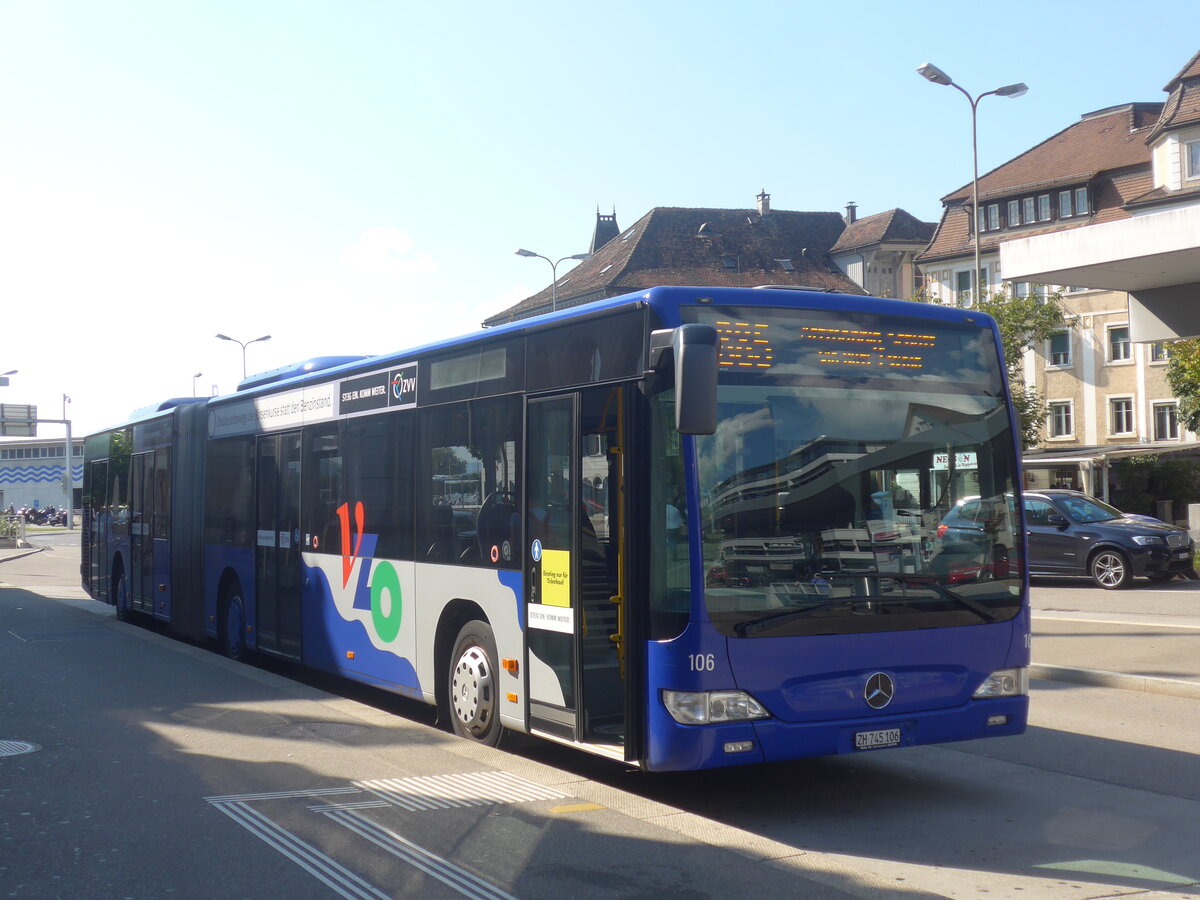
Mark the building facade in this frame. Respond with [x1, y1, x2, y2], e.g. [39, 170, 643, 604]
[917, 65, 1200, 506]
[0, 438, 83, 512]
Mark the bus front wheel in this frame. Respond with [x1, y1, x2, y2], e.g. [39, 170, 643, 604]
[448, 620, 502, 747]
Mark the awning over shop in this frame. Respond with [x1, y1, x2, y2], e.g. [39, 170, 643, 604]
[1023, 441, 1200, 500]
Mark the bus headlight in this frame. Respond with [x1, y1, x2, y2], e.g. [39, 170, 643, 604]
[973, 667, 1028, 698]
[662, 689, 770, 724]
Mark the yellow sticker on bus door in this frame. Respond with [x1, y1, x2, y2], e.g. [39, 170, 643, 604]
[540, 549, 571, 607]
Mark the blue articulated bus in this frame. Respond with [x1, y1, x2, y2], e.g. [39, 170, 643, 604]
[82, 286, 1029, 772]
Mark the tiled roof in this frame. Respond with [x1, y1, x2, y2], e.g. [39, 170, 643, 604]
[919, 102, 1164, 264]
[1147, 50, 1200, 143]
[1127, 180, 1200, 209]
[920, 166, 1154, 264]
[831, 208, 935, 252]
[485, 205, 865, 326]
[1163, 49, 1200, 91]
[939, 103, 1161, 204]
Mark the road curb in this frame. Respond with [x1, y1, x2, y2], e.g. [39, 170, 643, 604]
[1030, 663, 1200, 700]
[0, 547, 43, 565]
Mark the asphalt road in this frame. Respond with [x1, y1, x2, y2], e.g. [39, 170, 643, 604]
[2, 536, 1198, 899]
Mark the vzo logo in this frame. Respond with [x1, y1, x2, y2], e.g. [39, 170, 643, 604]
[337, 501, 402, 643]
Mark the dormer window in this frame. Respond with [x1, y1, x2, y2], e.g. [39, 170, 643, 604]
[1007, 199, 1021, 225]
[721, 257, 738, 270]
[1187, 140, 1200, 180]
[1074, 187, 1089, 215]
[1058, 190, 1073, 217]
[776, 259, 796, 271]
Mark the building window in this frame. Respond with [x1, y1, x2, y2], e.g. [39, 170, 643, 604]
[1022, 197, 1035, 222]
[1154, 403, 1180, 441]
[1150, 341, 1173, 362]
[1108, 325, 1131, 362]
[776, 259, 795, 271]
[1059, 190, 1073, 217]
[1049, 331, 1071, 366]
[986, 204, 1000, 230]
[1109, 397, 1135, 435]
[1048, 401, 1073, 438]
[1074, 187, 1089, 215]
[1037, 194, 1051, 222]
[720, 257, 738, 270]
[956, 270, 973, 304]
[1007, 199, 1021, 226]
[1187, 140, 1200, 180]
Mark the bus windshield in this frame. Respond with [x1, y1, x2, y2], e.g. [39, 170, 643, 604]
[686, 305, 1022, 637]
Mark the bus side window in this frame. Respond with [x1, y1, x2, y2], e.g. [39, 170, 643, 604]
[302, 425, 341, 554]
[419, 397, 521, 568]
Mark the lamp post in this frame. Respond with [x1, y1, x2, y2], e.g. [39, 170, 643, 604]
[0, 369, 15, 388]
[192, 372, 203, 396]
[515, 249, 592, 312]
[917, 63, 1027, 306]
[215, 333, 271, 379]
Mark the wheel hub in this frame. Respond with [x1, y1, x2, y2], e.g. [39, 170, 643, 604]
[451, 646, 493, 731]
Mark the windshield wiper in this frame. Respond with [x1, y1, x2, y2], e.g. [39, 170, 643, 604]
[899, 576, 1001, 624]
[731, 574, 1001, 636]
[734, 600, 853, 636]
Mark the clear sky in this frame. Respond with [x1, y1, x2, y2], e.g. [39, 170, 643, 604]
[2, 1, 1197, 436]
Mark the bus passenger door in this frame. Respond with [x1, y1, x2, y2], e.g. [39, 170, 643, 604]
[129, 452, 154, 614]
[255, 432, 303, 658]
[150, 449, 171, 619]
[525, 388, 627, 754]
[526, 396, 578, 739]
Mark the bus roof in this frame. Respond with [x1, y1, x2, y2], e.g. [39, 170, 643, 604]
[102, 286, 995, 434]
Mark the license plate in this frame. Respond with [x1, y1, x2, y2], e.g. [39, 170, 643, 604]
[1176, 550, 1190, 559]
[855, 727, 902, 750]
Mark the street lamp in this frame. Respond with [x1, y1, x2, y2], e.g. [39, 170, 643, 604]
[917, 62, 1027, 306]
[515, 249, 592, 312]
[192, 372, 203, 396]
[215, 333, 271, 379]
[0, 369, 14, 388]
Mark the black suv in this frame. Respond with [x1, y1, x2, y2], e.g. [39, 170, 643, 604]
[938, 490, 1195, 589]
[1021, 490, 1194, 588]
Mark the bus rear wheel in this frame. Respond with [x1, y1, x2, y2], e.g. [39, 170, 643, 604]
[221, 591, 248, 661]
[113, 568, 130, 622]
[448, 620, 502, 747]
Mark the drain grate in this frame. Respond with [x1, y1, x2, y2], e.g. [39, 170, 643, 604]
[0, 740, 42, 758]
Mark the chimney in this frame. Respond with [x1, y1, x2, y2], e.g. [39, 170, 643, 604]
[845, 202, 858, 224]
[756, 189, 770, 216]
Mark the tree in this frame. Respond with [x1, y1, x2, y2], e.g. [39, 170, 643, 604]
[1165, 338, 1200, 433]
[910, 287, 1070, 450]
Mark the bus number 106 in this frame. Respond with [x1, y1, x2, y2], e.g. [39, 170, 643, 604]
[689, 653, 716, 672]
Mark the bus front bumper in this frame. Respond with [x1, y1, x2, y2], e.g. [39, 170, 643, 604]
[644, 695, 1028, 772]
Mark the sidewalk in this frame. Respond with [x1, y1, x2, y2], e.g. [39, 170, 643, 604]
[1031, 612, 1200, 699]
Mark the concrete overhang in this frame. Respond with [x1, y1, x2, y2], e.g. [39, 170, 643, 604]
[1000, 204, 1200, 341]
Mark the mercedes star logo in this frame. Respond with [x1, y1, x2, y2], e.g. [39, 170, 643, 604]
[864, 672, 895, 709]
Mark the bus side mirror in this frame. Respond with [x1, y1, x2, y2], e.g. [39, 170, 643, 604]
[650, 325, 718, 435]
